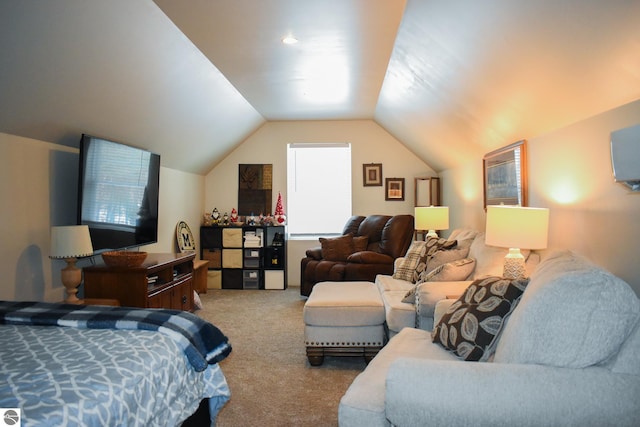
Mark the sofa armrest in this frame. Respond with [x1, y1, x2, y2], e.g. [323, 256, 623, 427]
[347, 251, 393, 264]
[386, 357, 640, 427]
[415, 281, 472, 317]
[305, 247, 323, 260]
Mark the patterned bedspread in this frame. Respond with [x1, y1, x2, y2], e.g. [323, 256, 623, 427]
[0, 301, 231, 371]
[0, 325, 231, 426]
[0, 302, 232, 426]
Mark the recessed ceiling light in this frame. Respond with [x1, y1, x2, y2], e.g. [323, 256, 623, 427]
[282, 35, 298, 45]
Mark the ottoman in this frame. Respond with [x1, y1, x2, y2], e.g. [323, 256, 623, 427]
[304, 281, 386, 366]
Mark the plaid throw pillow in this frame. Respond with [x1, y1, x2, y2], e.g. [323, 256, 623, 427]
[393, 237, 457, 283]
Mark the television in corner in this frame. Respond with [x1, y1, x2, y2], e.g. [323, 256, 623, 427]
[77, 134, 161, 253]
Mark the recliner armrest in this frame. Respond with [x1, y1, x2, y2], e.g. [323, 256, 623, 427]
[305, 247, 323, 260]
[347, 251, 393, 264]
[386, 357, 640, 427]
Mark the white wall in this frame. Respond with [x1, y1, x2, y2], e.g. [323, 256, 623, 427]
[205, 120, 436, 286]
[0, 132, 204, 302]
[144, 167, 205, 254]
[441, 99, 640, 295]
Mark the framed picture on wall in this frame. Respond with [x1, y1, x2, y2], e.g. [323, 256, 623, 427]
[483, 140, 527, 208]
[363, 163, 383, 186]
[385, 178, 405, 201]
[238, 164, 273, 216]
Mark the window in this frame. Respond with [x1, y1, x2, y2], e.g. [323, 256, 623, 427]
[287, 143, 352, 236]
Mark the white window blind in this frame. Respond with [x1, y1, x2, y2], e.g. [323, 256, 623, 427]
[287, 143, 352, 235]
[81, 140, 150, 226]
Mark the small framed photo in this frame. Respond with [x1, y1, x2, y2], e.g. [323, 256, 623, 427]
[363, 163, 383, 186]
[385, 178, 405, 201]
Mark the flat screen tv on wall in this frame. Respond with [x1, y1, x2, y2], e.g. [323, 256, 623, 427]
[77, 134, 161, 253]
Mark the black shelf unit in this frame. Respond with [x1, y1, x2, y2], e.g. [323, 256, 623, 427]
[200, 225, 287, 290]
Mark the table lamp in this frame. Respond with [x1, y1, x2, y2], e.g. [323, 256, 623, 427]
[485, 205, 549, 280]
[50, 225, 94, 303]
[415, 206, 449, 239]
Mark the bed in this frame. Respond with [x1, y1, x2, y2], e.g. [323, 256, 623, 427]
[0, 301, 232, 426]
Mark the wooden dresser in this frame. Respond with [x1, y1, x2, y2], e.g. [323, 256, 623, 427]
[83, 252, 195, 311]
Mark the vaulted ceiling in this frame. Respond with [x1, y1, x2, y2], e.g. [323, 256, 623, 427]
[1, 0, 639, 174]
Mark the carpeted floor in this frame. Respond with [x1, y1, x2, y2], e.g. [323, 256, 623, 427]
[196, 287, 367, 427]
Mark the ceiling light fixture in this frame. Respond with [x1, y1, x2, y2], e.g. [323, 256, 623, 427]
[282, 35, 298, 45]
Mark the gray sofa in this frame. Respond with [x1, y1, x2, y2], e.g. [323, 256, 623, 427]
[338, 249, 640, 426]
[376, 228, 543, 336]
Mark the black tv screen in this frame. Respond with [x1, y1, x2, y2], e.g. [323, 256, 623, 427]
[77, 134, 160, 252]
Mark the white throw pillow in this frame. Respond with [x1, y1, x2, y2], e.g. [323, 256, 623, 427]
[402, 259, 475, 304]
[426, 238, 474, 272]
[418, 258, 476, 283]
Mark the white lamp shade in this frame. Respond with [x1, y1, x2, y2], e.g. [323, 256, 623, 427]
[50, 225, 94, 259]
[414, 206, 449, 231]
[485, 206, 549, 250]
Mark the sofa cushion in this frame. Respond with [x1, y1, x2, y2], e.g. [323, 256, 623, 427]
[602, 320, 640, 375]
[319, 234, 355, 261]
[342, 215, 366, 236]
[338, 327, 458, 427]
[375, 274, 415, 292]
[356, 215, 390, 253]
[378, 214, 415, 259]
[380, 290, 419, 335]
[494, 250, 640, 368]
[432, 276, 528, 361]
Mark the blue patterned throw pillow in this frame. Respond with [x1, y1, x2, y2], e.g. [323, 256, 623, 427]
[432, 276, 529, 361]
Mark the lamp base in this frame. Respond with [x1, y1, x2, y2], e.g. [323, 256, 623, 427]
[503, 248, 526, 280]
[426, 230, 439, 239]
[61, 258, 82, 304]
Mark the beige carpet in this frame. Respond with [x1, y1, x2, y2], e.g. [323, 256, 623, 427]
[196, 288, 367, 427]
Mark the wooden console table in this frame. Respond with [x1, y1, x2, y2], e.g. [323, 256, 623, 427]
[83, 252, 195, 311]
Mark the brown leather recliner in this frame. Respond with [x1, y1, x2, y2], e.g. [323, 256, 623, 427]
[300, 214, 415, 296]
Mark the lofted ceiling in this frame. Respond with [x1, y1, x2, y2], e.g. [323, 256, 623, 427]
[1, 0, 639, 174]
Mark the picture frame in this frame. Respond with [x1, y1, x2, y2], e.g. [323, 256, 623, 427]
[483, 140, 528, 208]
[385, 177, 405, 201]
[363, 163, 383, 186]
[238, 164, 272, 216]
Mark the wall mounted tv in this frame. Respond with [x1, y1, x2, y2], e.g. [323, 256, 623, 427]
[77, 134, 161, 253]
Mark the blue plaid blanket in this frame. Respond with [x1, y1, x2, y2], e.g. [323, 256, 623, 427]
[0, 300, 231, 372]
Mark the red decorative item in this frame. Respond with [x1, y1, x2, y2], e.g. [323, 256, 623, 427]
[274, 192, 286, 224]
